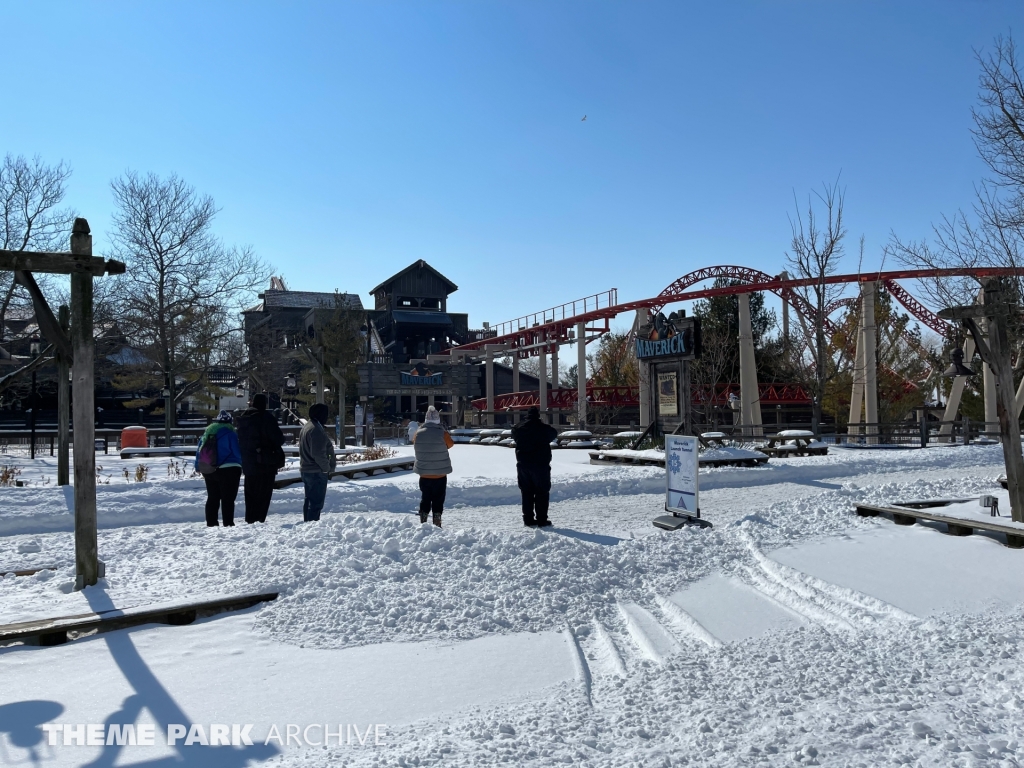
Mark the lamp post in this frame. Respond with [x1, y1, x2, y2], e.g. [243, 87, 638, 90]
[161, 383, 171, 447]
[284, 373, 297, 421]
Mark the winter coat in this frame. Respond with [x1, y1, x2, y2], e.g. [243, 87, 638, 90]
[300, 420, 336, 475]
[195, 422, 243, 472]
[511, 416, 557, 467]
[236, 408, 286, 475]
[413, 422, 453, 476]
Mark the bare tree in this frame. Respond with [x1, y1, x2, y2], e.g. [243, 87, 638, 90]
[689, 323, 733, 427]
[888, 33, 1024, 350]
[108, 171, 270, 441]
[786, 178, 848, 429]
[0, 154, 76, 347]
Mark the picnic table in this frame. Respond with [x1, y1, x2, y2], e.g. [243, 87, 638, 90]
[556, 430, 597, 449]
[698, 431, 729, 449]
[760, 430, 828, 458]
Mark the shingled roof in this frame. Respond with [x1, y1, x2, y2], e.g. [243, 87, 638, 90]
[260, 290, 363, 310]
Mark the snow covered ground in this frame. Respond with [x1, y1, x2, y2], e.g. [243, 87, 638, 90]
[1, 442, 1022, 766]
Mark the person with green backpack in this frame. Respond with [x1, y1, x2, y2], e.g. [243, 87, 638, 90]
[195, 410, 244, 526]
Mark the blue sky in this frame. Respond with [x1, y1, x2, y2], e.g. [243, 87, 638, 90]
[2, 1, 1019, 330]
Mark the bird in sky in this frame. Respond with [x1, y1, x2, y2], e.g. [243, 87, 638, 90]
[581, 115, 587, 121]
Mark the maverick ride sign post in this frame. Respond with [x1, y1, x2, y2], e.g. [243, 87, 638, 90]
[635, 312, 701, 436]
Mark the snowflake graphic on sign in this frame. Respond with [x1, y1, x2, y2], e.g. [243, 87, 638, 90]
[668, 452, 682, 474]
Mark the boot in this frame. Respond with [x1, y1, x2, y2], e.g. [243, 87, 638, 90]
[432, 512, 442, 528]
[419, 510, 429, 524]
[523, 517, 538, 527]
[537, 518, 553, 528]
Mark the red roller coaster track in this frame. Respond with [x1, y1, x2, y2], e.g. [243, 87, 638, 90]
[452, 265, 1021, 358]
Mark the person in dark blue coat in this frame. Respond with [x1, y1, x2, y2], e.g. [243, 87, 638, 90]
[196, 410, 244, 526]
[511, 406, 558, 527]
[236, 393, 286, 523]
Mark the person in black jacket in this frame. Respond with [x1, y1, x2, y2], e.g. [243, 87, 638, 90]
[511, 406, 558, 527]
[236, 393, 286, 524]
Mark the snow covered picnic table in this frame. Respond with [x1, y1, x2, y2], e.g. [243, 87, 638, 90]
[589, 445, 768, 468]
[760, 430, 828, 457]
[282, 446, 362, 457]
[118, 445, 198, 459]
[273, 455, 415, 487]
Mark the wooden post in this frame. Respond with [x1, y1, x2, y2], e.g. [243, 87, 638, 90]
[981, 279, 1024, 523]
[71, 219, 99, 589]
[57, 305, 70, 486]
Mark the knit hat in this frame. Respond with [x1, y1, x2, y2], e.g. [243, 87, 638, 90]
[425, 406, 440, 424]
[217, 410, 233, 423]
[526, 406, 540, 420]
[309, 403, 329, 425]
[251, 393, 268, 411]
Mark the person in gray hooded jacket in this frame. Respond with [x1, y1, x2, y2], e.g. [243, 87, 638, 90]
[299, 403, 336, 522]
[412, 406, 453, 527]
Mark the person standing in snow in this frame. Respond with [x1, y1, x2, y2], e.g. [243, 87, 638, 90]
[236, 393, 286, 524]
[511, 406, 557, 527]
[196, 410, 244, 527]
[299, 403, 337, 522]
[412, 406, 453, 527]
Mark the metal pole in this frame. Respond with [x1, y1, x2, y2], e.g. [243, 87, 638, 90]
[576, 321, 586, 428]
[71, 219, 99, 589]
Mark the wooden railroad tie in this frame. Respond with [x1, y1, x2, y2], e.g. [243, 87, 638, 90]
[0, 592, 278, 648]
[855, 502, 1024, 549]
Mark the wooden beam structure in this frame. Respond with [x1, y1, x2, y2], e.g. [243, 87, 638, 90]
[0, 218, 121, 589]
[0, 249, 125, 277]
[939, 278, 1024, 523]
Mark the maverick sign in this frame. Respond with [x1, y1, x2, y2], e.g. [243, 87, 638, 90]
[400, 370, 444, 386]
[635, 314, 701, 361]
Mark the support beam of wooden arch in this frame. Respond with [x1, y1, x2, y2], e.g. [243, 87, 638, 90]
[0, 219, 124, 589]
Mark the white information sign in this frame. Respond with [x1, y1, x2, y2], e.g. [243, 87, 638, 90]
[665, 435, 699, 515]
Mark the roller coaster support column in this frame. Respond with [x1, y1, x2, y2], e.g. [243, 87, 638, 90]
[982, 289, 998, 438]
[539, 337, 548, 422]
[636, 309, 651, 428]
[939, 336, 976, 443]
[848, 319, 865, 438]
[551, 343, 559, 426]
[862, 282, 880, 445]
[577, 321, 586, 428]
[737, 293, 763, 436]
[483, 344, 505, 426]
[512, 352, 520, 424]
[779, 270, 790, 354]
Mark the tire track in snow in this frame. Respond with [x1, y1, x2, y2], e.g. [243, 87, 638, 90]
[563, 626, 592, 706]
[589, 619, 627, 677]
[617, 601, 682, 664]
[741, 565, 857, 633]
[742, 532, 917, 627]
[654, 595, 723, 649]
